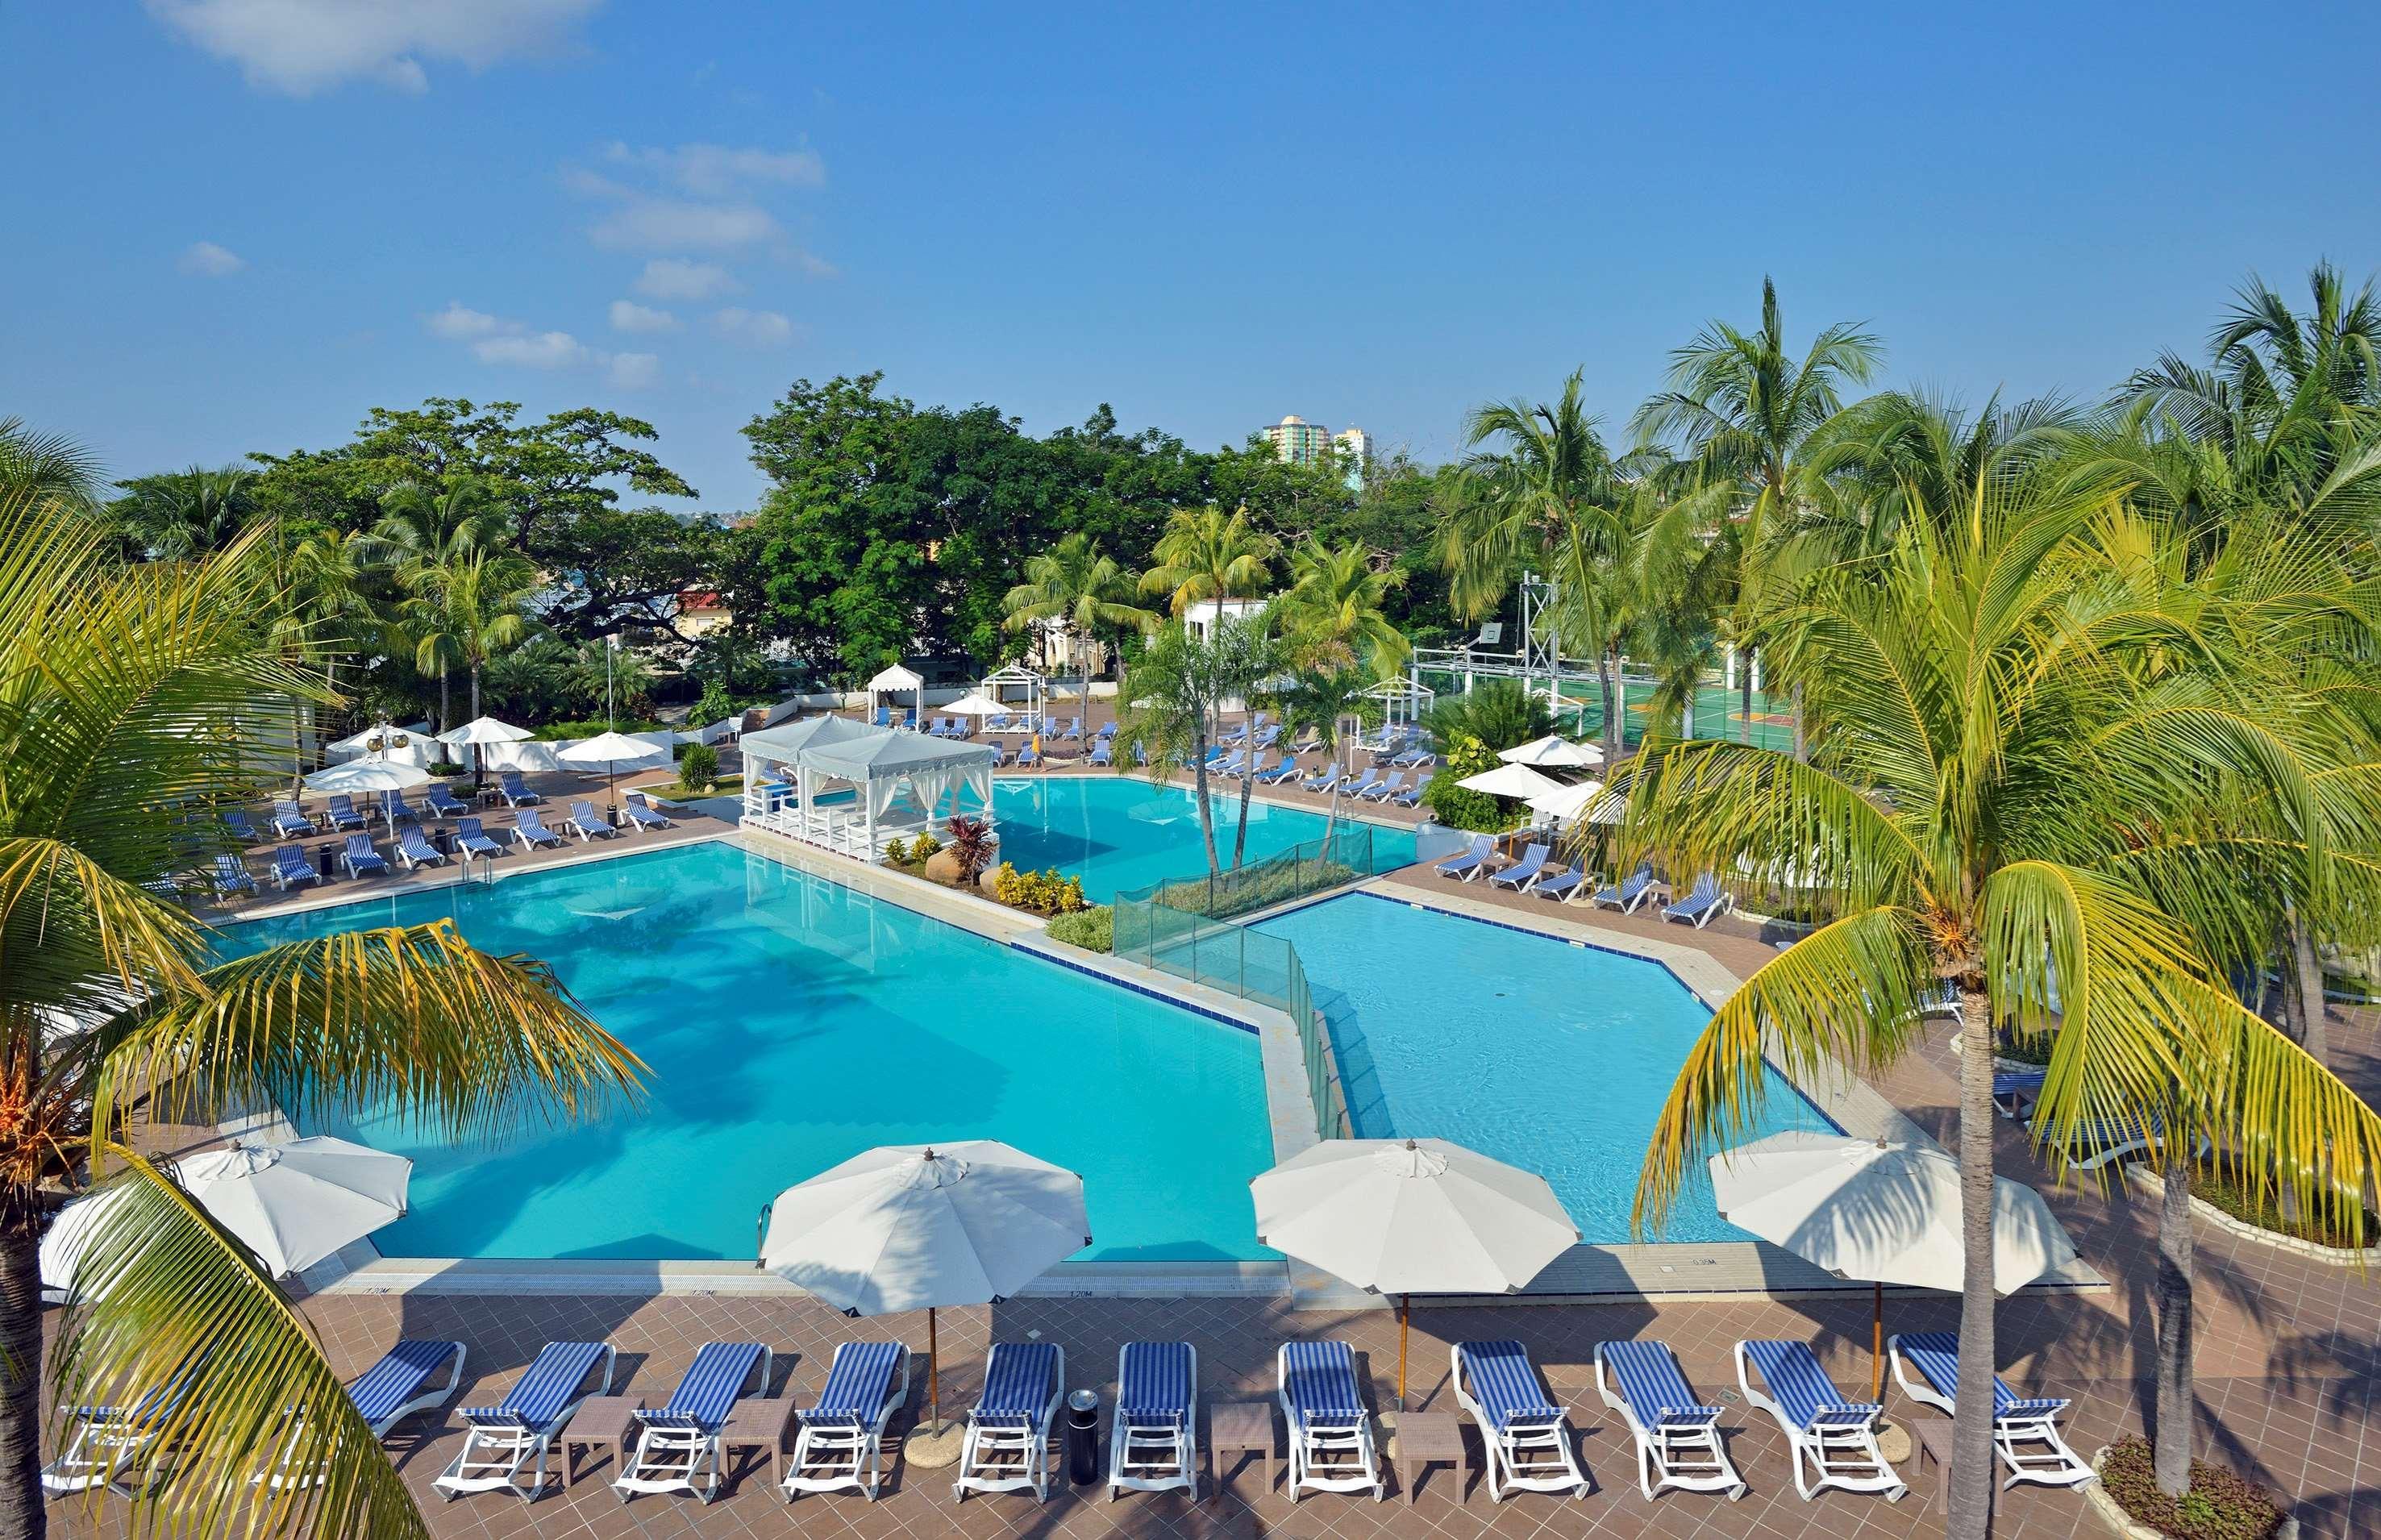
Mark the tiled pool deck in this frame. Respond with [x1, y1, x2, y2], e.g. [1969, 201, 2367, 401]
[93, 726, 2381, 1537]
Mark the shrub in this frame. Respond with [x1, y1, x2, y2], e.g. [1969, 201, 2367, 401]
[676, 742, 719, 794]
[884, 836, 911, 866]
[910, 830, 943, 862]
[427, 760, 466, 778]
[1422, 679, 1555, 754]
[692, 681, 735, 727]
[2184, 1157, 2379, 1249]
[1422, 734, 1509, 830]
[944, 814, 995, 878]
[2098, 1438, 2287, 1540]
[991, 862, 1090, 916]
[1046, 906, 1113, 952]
[531, 717, 668, 741]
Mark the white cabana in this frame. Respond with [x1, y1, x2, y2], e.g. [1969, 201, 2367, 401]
[1364, 676, 1434, 751]
[976, 663, 1045, 730]
[739, 715, 997, 859]
[865, 664, 926, 729]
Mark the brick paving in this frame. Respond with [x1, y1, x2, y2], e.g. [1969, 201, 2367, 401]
[57, 714, 2381, 1538]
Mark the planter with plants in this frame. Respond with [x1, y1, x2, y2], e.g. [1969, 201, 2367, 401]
[2122, 1159, 2381, 1264]
[675, 742, 719, 795]
[1045, 905, 1113, 952]
[2088, 1439, 2294, 1540]
[991, 862, 1090, 917]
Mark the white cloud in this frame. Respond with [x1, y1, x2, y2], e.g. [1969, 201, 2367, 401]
[145, 0, 600, 96]
[425, 301, 506, 339]
[177, 240, 246, 277]
[787, 248, 839, 279]
[635, 259, 739, 301]
[710, 307, 795, 347]
[472, 330, 588, 368]
[603, 141, 825, 196]
[607, 352, 660, 389]
[589, 198, 778, 252]
[607, 298, 678, 334]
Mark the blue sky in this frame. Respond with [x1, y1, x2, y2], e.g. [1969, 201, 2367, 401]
[10, 2, 2379, 514]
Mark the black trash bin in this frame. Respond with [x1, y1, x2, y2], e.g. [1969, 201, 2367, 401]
[1065, 1388, 1101, 1485]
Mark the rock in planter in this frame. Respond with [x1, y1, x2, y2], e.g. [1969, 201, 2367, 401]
[922, 851, 965, 885]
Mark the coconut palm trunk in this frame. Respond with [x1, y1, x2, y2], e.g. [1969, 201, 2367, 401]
[1600, 648, 1622, 760]
[2280, 910, 2328, 1063]
[1231, 744, 1257, 869]
[2154, 1140, 2197, 1496]
[0, 1208, 45, 1540]
[1949, 986, 2002, 1535]
[1192, 724, 1220, 883]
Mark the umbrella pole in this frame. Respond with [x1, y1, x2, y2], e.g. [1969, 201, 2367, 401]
[1398, 1293, 1409, 1411]
[1871, 1279, 1884, 1403]
[928, 1306, 941, 1431]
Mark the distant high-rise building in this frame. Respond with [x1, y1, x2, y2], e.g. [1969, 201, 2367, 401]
[1333, 427, 1372, 488]
[1261, 414, 1332, 465]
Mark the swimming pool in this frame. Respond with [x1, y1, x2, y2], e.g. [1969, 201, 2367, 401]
[988, 776, 1416, 901]
[223, 843, 1276, 1262]
[1253, 893, 1834, 1245]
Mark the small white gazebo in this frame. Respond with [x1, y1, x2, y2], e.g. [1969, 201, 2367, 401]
[977, 663, 1046, 730]
[739, 716, 997, 859]
[865, 664, 926, 730]
[1366, 677, 1434, 750]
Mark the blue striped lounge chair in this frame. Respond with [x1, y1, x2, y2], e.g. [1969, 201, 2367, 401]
[2034, 1106, 2180, 1171]
[1257, 755, 1302, 785]
[1211, 749, 1247, 779]
[1277, 1341, 1383, 1502]
[1339, 768, 1380, 801]
[1733, 1340, 1904, 1502]
[954, 1342, 1063, 1502]
[1300, 764, 1339, 794]
[984, 711, 1014, 732]
[1095, 720, 1117, 739]
[378, 790, 419, 830]
[511, 809, 564, 851]
[269, 800, 316, 839]
[1593, 1340, 1744, 1501]
[1451, 1340, 1590, 1501]
[873, 706, 893, 727]
[435, 1340, 614, 1501]
[1533, 863, 1587, 902]
[395, 826, 446, 870]
[1109, 1341, 1197, 1500]
[1357, 771, 1405, 803]
[1390, 738, 1434, 768]
[1392, 773, 1431, 808]
[323, 795, 368, 831]
[271, 844, 319, 890]
[564, 800, 616, 841]
[1888, 1333, 2091, 1488]
[455, 817, 504, 860]
[1085, 739, 1113, 768]
[496, 770, 543, 806]
[1661, 872, 1732, 929]
[1132, 742, 1149, 767]
[423, 783, 470, 817]
[1592, 859, 1656, 913]
[1239, 751, 1276, 782]
[1059, 716, 1084, 741]
[986, 741, 1011, 767]
[222, 807, 261, 843]
[623, 792, 672, 830]
[1488, 843, 1553, 893]
[41, 1355, 206, 1498]
[614, 1342, 772, 1503]
[1434, 835, 1495, 881]
[212, 854, 257, 897]
[341, 834, 387, 879]
[1017, 743, 1042, 768]
[783, 1341, 908, 1501]
[1249, 724, 1280, 751]
[263, 1339, 468, 1490]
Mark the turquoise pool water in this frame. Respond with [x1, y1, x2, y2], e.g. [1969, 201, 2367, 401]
[223, 843, 1276, 1262]
[986, 776, 1416, 901]
[1253, 893, 1835, 1245]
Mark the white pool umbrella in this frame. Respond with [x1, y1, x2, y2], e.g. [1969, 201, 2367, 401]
[1252, 1138, 1578, 1407]
[942, 693, 1007, 718]
[1453, 761, 1567, 803]
[1498, 734, 1605, 768]
[1527, 777, 1622, 825]
[302, 757, 430, 794]
[1710, 1130, 2079, 1398]
[44, 1137, 411, 1289]
[438, 714, 532, 789]
[762, 1141, 1089, 1433]
[557, 730, 669, 820]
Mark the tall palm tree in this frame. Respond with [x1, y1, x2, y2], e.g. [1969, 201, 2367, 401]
[1138, 506, 1278, 616]
[0, 417, 102, 508]
[1207, 616, 1288, 869]
[1271, 665, 1375, 857]
[1112, 621, 1227, 880]
[1631, 278, 1883, 746]
[1620, 477, 2381, 1539]
[273, 526, 385, 786]
[369, 478, 501, 580]
[111, 465, 260, 561]
[397, 551, 538, 731]
[0, 489, 643, 1539]
[1276, 537, 1407, 680]
[1001, 532, 1156, 697]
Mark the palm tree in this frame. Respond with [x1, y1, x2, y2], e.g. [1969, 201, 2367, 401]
[0, 489, 643, 1539]
[370, 477, 501, 579]
[1207, 616, 1288, 869]
[0, 417, 102, 507]
[1631, 278, 1883, 747]
[397, 551, 539, 731]
[1620, 475, 2381, 1539]
[1138, 506, 1278, 616]
[1272, 665, 1377, 857]
[1276, 537, 1407, 680]
[111, 464, 260, 560]
[1001, 532, 1156, 697]
[273, 525, 385, 786]
[1112, 621, 1226, 880]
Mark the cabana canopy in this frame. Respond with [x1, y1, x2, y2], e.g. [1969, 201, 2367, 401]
[976, 662, 1046, 726]
[864, 664, 924, 692]
[741, 715, 997, 859]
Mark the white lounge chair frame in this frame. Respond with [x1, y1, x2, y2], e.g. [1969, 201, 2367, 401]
[1592, 1343, 1744, 1501]
[1451, 1342, 1590, 1500]
[953, 1345, 1063, 1501]
[614, 1346, 772, 1503]
[41, 1379, 194, 1500]
[1108, 1343, 1198, 1500]
[1888, 1334, 2093, 1489]
[263, 1341, 468, 1491]
[783, 1346, 910, 1501]
[1277, 1344, 1385, 1503]
[1733, 1341, 1905, 1502]
[434, 1343, 615, 1502]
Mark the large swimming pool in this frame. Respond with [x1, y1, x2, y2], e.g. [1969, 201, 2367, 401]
[988, 776, 1415, 901]
[1255, 893, 1834, 1245]
[223, 843, 1276, 1262]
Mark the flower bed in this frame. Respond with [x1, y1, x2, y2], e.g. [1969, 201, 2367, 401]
[2090, 1439, 2292, 1540]
[2124, 1162, 2381, 1264]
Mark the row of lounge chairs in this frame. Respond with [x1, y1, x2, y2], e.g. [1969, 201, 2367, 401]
[44, 1326, 2085, 1510]
[231, 774, 557, 850]
[210, 796, 677, 897]
[1432, 846, 1737, 926]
